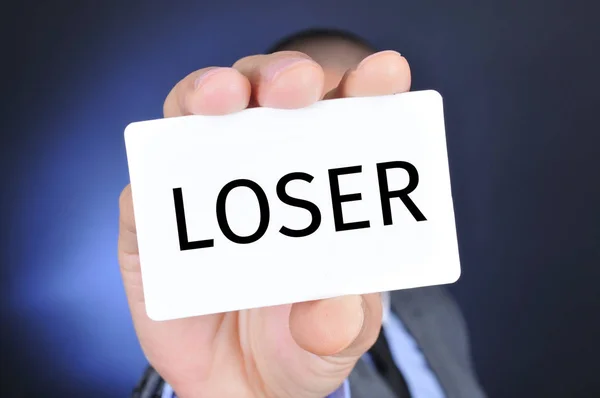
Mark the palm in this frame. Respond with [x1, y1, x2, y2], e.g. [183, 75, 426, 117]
[127, 294, 358, 397]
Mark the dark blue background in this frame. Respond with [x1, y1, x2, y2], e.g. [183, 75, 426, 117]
[1, 1, 599, 397]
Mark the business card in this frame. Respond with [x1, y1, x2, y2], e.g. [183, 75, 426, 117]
[124, 90, 461, 321]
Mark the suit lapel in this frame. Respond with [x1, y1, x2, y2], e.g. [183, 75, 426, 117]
[390, 288, 456, 398]
[348, 287, 484, 398]
[348, 287, 456, 398]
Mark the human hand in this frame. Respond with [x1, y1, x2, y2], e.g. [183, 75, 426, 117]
[119, 49, 411, 398]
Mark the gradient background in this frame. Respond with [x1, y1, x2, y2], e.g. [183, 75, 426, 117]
[1, 1, 599, 397]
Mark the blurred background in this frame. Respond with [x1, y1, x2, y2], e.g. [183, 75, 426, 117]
[1, 1, 599, 397]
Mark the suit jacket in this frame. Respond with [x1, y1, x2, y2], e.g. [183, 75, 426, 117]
[349, 286, 486, 398]
[134, 286, 486, 398]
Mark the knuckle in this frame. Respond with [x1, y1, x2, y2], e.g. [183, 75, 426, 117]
[119, 185, 137, 234]
[119, 185, 132, 214]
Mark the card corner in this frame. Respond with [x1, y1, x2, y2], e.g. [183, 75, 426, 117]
[145, 302, 171, 322]
[447, 265, 462, 284]
[424, 89, 443, 102]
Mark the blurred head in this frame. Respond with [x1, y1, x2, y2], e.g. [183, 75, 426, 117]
[269, 28, 376, 93]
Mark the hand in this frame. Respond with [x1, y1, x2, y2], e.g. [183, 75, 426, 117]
[119, 49, 411, 398]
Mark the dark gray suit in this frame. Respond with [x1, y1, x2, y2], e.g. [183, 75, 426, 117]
[348, 287, 486, 398]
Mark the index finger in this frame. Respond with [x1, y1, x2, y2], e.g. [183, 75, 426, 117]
[163, 66, 251, 117]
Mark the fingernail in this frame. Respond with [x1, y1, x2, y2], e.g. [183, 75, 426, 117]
[194, 67, 227, 89]
[357, 50, 402, 70]
[263, 58, 314, 81]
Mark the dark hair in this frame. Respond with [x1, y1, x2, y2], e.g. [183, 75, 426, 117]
[267, 28, 375, 54]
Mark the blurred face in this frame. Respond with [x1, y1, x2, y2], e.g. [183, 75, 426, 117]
[277, 37, 374, 93]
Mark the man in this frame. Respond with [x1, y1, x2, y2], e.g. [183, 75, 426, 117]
[120, 28, 486, 398]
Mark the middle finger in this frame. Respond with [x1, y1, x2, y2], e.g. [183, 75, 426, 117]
[233, 51, 325, 109]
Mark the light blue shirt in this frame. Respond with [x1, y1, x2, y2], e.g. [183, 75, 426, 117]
[162, 292, 445, 398]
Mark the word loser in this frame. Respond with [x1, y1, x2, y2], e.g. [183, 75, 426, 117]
[173, 161, 427, 251]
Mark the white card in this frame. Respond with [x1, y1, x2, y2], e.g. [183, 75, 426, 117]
[124, 90, 461, 321]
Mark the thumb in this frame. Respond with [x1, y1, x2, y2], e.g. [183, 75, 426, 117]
[289, 293, 382, 359]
